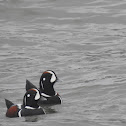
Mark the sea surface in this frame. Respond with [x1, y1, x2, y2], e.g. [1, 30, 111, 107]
[0, 0, 126, 126]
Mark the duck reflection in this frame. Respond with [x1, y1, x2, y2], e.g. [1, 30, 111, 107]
[25, 116, 38, 122]
[43, 106, 57, 114]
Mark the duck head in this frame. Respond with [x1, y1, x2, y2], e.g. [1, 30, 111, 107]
[23, 80, 41, 108]
[39, 70, 58, 96]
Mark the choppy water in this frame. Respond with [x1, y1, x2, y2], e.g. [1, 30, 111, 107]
[1, 0, 126, 125]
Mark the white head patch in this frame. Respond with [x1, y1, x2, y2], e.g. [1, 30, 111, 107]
[43, 78, 46, 81]
[34, 88, 40, 100]
[47, 71, 57, 83]
[27, 94, 30, 98]
[28, 88, 40, 100]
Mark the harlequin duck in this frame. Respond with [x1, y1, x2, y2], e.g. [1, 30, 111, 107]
[5, 81, 45, 118]
[38, 70, 62, 105]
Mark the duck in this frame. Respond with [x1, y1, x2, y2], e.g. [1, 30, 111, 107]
[5, 80, 45, 118]
[38, 70, 62, 105]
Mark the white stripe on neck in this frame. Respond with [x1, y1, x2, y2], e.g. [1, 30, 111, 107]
[41, 93, 51, 98]
[41, 92, 58, 98]
[25, 106, 35, 109]
[18, 110, 22, 117]
[25, 106, 40, 109]
[41, 81, 44, 90]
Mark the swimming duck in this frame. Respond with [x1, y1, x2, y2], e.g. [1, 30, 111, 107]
[5, 80, 45, 118]
[38, 70, 62, 105]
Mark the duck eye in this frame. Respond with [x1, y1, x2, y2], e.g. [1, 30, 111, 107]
[27, 94, 30, 97]
[43, 78, 46, 81]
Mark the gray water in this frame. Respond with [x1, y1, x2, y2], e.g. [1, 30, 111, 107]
[0, 0, 126, 125]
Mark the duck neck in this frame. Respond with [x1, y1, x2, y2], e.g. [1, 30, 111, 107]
[43, 87, 55, 96]
[40, 83, 55, 96]
[24, 103, 39, 109]
[23, 98, 39, 109]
